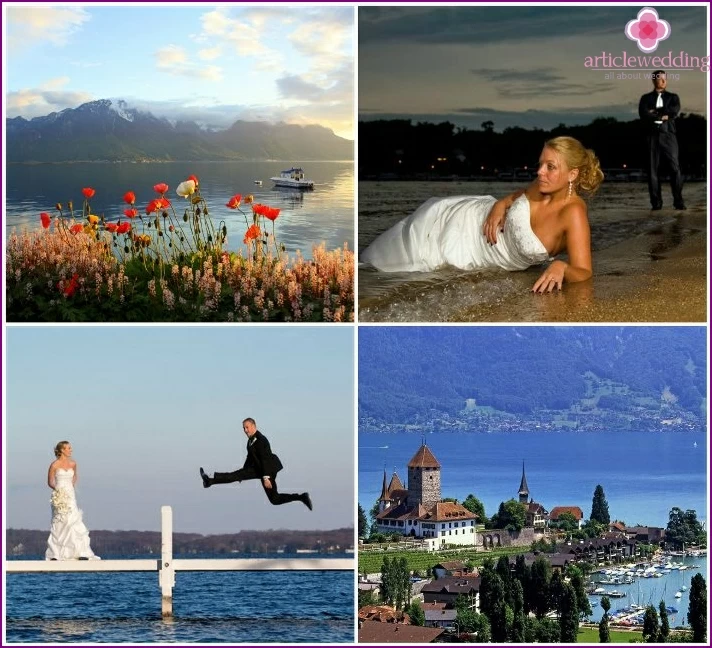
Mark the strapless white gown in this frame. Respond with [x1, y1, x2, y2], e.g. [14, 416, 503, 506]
[45, 468, 100, 560]
[360, 194, 550, 272]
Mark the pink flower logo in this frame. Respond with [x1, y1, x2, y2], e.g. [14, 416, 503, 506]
[625, 7, 671, 53]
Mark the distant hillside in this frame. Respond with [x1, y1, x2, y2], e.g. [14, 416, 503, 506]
[6, 99, 353, 163]
[7, 527, 354, 557]
[358, 328, 706, 427]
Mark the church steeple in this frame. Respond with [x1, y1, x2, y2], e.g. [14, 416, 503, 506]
[518, 461, 530, 504]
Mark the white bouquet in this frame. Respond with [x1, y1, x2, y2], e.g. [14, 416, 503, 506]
[50, 488, 72, 520]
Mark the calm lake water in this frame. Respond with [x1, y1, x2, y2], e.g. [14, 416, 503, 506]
[358, 430, 707, 530]
[5, 161, 353, 259]
[358, 181, 706, 321]
[5, 555, 353, 643]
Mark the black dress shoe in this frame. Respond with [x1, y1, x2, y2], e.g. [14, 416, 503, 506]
[200, 467, 211, 488]
[674, 203, 687, 210]
[651, 205, 663, 211]
[302, 493, 313, 511]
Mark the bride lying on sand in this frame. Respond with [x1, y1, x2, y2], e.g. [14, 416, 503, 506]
[360, 136, 604, 293]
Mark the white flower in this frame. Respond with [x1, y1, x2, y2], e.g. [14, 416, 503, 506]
[50, 488, 72, 520]
[176, 180, 196, 198]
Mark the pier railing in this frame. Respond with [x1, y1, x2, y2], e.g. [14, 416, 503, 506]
[6, 506, 354, 617]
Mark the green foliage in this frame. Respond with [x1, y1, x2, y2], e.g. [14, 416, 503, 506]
[601, 596, 611, 615]
[379, 556, 412, 609]
[559, 582, 579, 643]
[462, 494, 486, 524]
[489, 499, 527, 532]
[643, 605, 659, 643]
[525, 617, 561, 643]
[658, 600, 670, 643]
[554, 511, 580, 534]
[358, 589, 375, 608]
[567, 565, 592, 619]
[357, 504, 368, 538]
[456, 607, 491, 642]
[591, 485, 611, 525]
[479, 565, 509, 642]
[406, 600, 425, 626]
[529, 556, 553, 618]
[666, 508, 706, 549]
[599, 614, 611, 643]
[510, 579, 526, 642]
[688, 573, 707, 642]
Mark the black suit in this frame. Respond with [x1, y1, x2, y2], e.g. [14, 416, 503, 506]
[638, 89, 684, 208]
[211, 431, 303, 505]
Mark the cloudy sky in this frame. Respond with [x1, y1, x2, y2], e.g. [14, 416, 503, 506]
[5, 327, 354, 534]
[359, 5, 708, 131]
[4, 4, 354, 138]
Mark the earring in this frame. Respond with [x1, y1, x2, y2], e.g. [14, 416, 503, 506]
[568, 180, 573, 199]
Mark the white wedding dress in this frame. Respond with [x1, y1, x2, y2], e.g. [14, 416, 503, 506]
[360, 194, 551, 272]
[45, 468, 100, 560]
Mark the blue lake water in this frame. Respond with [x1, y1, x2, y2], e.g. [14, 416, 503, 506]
[358, 430, 708, 529]
[5, 160, 353, 260]
[5, 555, 353, 643]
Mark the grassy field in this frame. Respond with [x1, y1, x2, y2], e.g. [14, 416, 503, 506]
[578, 626, 642, 643]
[358, 545, 524, 575]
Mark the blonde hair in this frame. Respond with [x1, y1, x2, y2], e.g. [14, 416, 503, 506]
[545, 136, 604, 196]
[54, 441, 70, 458]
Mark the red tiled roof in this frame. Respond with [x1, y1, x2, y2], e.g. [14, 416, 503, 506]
[550, 506, 584, 520]
[408, 444, 441, 469]
[358, 605, 409, 623]
[359, 620, 444, 643]
[422, 502, 477, 522]
[387, 472, 404, 493]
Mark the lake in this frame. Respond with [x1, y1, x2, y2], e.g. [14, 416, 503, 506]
[358, 430, 707, 529]
[5, 555, 353, 643]
[5, 161, 353, 260]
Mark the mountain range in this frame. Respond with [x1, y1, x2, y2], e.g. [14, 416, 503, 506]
[359, 327, 706, 427]
[6, 100, 353, 163]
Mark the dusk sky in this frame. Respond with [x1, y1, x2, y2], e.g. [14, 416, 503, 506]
[5, 327, 354, 534]
[4, 4, 354, 139]
[359, 5, 708, 131]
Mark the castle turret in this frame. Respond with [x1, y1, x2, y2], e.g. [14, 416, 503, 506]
[407, 441, 441, 506]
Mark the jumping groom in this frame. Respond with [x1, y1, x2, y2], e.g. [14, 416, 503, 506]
[200, 417, 312, 510]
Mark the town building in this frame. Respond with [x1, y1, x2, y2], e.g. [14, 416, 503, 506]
[376, 442, 477, 550]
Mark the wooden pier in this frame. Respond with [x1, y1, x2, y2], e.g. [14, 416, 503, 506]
[6, 506, 354, 617]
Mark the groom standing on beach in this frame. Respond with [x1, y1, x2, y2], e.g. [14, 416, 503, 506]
[638, 70, 686, 211]
[200, 417, 312, 510]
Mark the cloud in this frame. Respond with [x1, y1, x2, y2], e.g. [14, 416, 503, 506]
[6, 78, 93, 118]
[198, 46, 222, 61]
[471, 67, 612, 98]
[155, 45, 223, 81]
[6, 6, 90, 51]
[358, 5, 706, 46]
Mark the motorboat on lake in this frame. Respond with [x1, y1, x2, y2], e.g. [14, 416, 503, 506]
[270, 167, 314, 189]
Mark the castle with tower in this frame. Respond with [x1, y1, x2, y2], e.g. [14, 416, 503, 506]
[374, 441, 477, 550]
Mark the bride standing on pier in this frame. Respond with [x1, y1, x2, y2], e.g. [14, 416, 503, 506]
[46, 441, 100, 561]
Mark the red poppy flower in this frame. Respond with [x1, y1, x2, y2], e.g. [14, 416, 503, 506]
[70, 224, 83, 234]
[243, 224, 261, 244]
[82, 187, 96, 199]
[158, 197, 171, 209]
[263, 207, 281, 221]
[61, 273, 80, 297]
[124, 208, 138, 219]
[40, 212, 51, 228]
[123, 191, 136, 205]
[105, 223, 119, 233]
[226, 194, 242, 209]
[187, 174, 199, 186]
[153, 183, 169, 195]
[146, 199, 161, 214]
[117, 222, 131, 235]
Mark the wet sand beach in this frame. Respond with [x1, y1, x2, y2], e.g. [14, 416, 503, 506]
[358, 181, 707, 323]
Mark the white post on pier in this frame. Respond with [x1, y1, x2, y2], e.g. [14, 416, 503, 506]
[159, 505, 175, 617]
